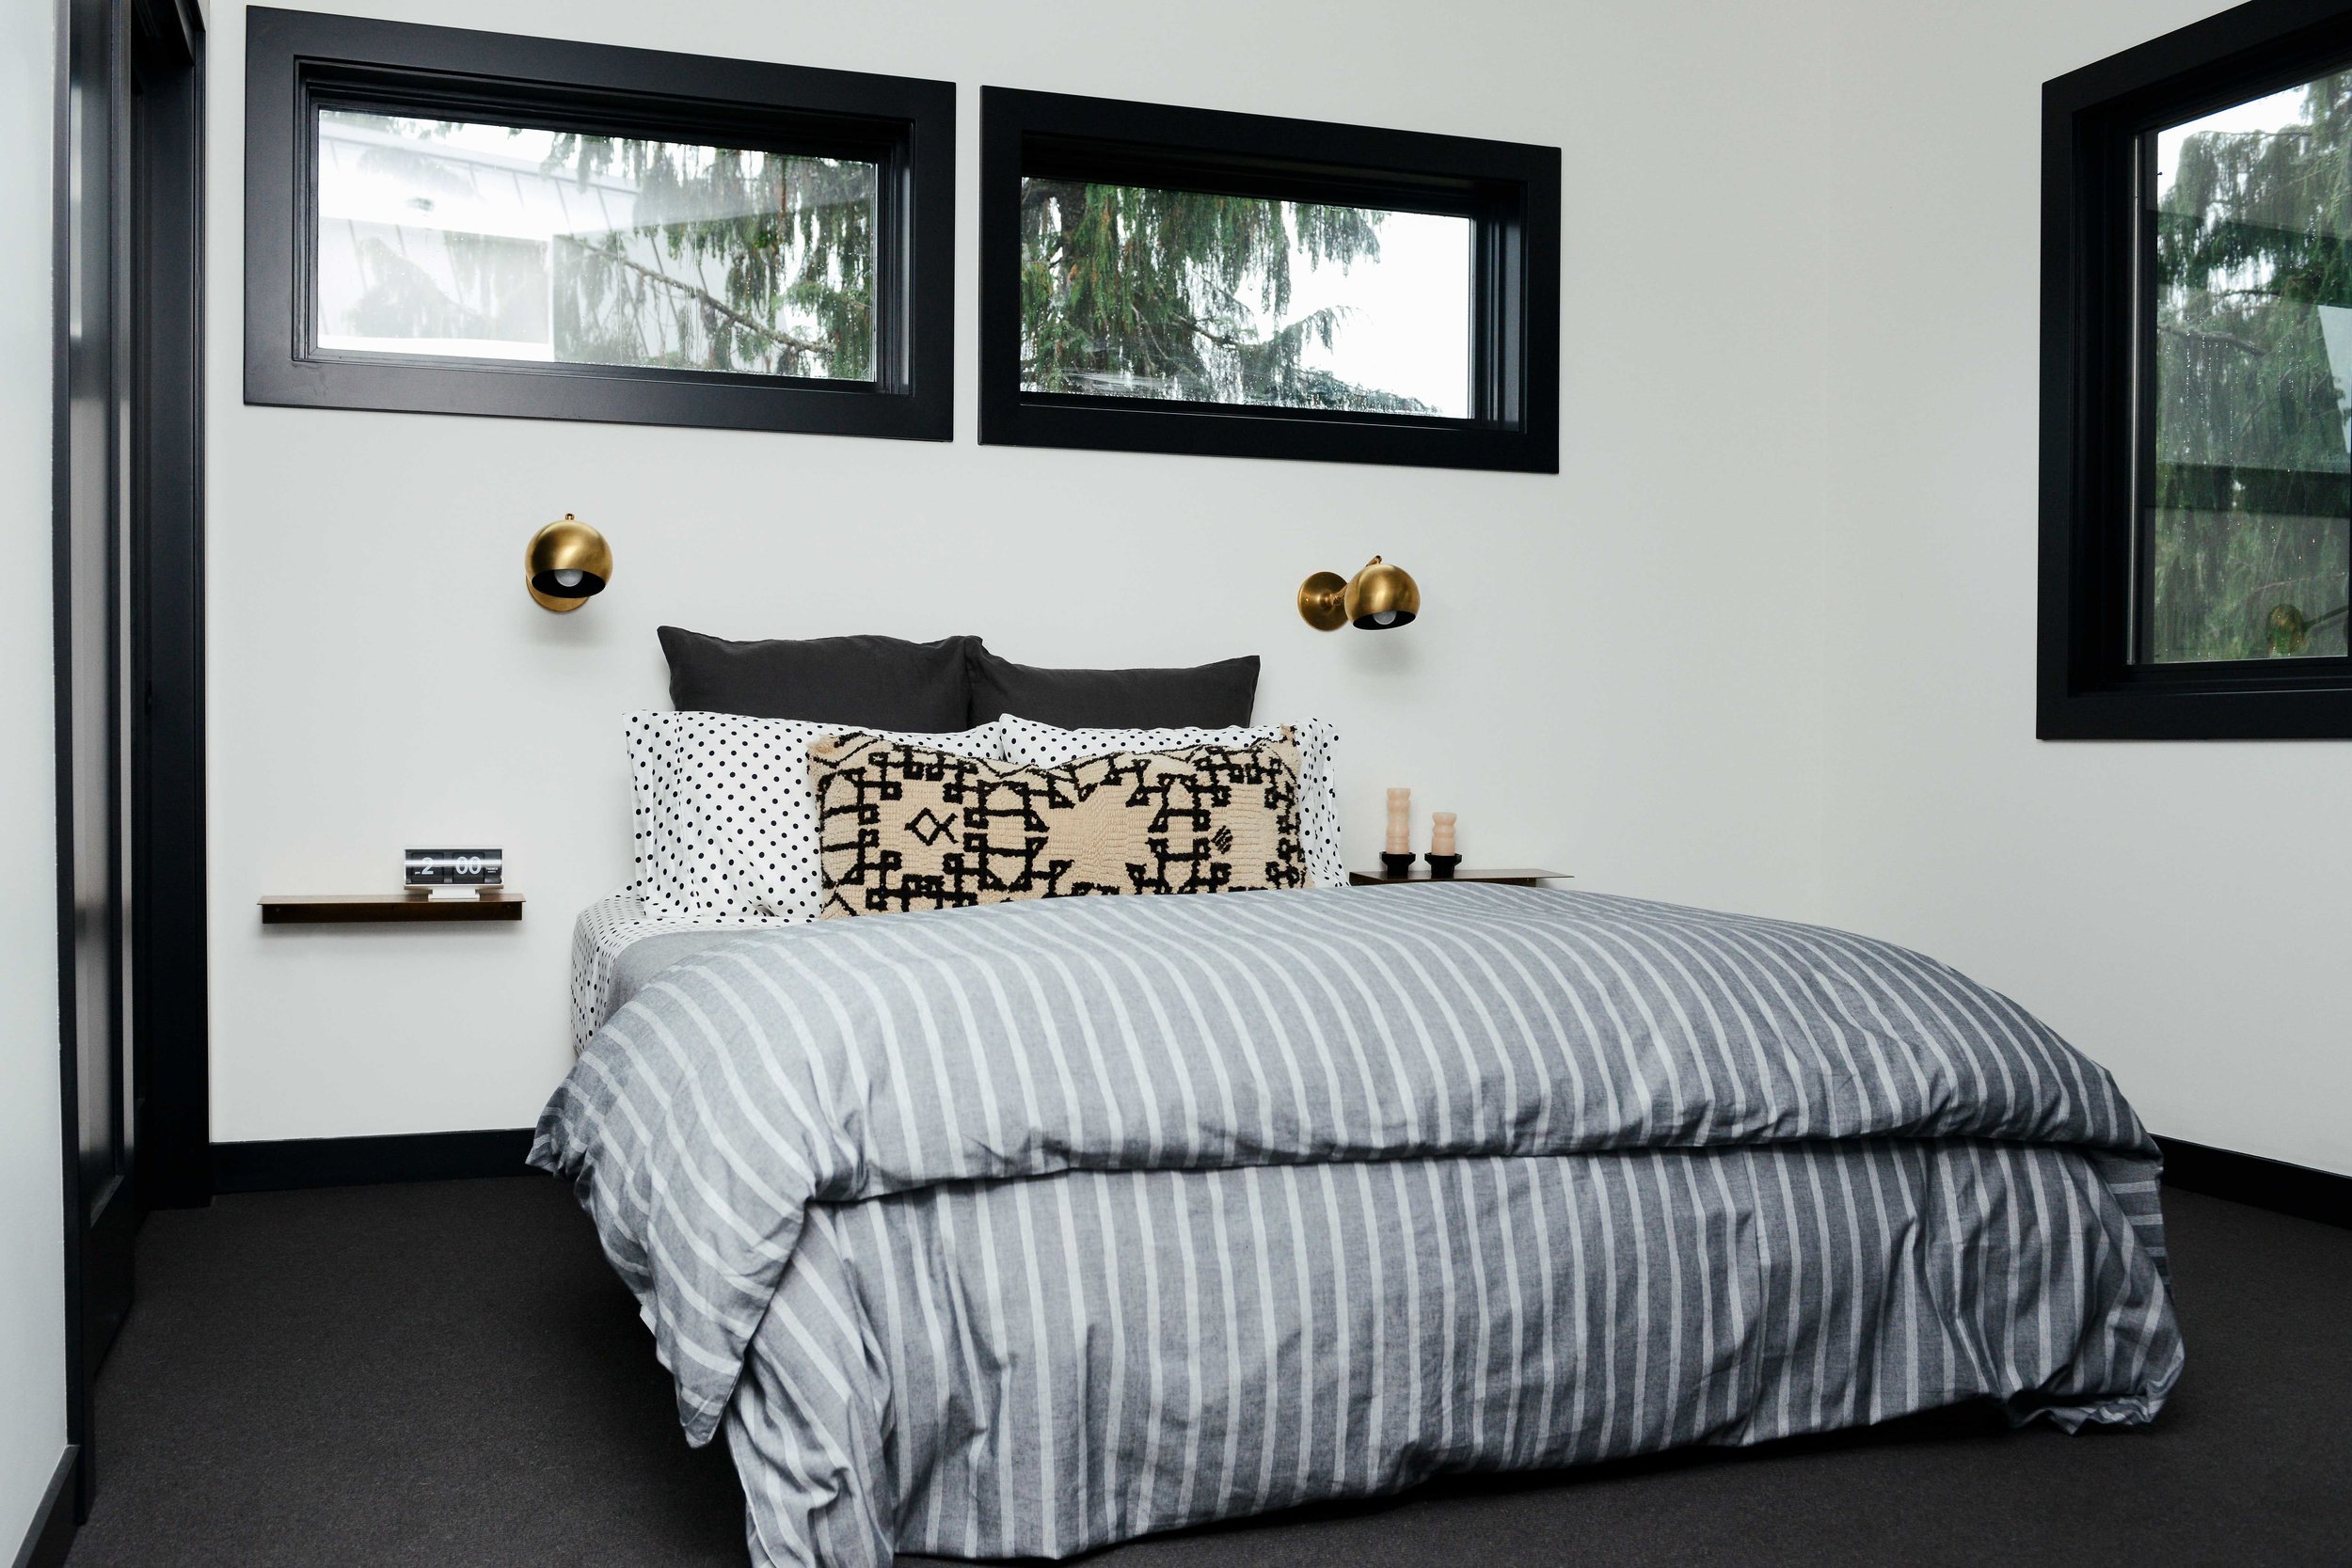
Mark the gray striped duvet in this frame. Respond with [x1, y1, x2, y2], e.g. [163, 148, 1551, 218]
[531, 883, 2183, 1567]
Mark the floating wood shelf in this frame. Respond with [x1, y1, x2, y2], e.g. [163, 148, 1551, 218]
[1347, 867, 1570, 887]
[259, 891, 524, 925]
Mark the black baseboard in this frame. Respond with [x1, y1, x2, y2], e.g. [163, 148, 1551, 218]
[212, 1128, 539, 1194]
[2157, 1134, 2351, 1230]
[203, 1127, 2349, 1225]
[11, 1447, 76, 1568]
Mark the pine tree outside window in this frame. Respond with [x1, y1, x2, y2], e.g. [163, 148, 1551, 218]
[314, 114, 879, 381]
[2147, 77, 2352, 664]
[1017, 181, 1472, 417]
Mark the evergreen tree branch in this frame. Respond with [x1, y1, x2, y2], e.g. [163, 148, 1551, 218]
[560, 237, 834, 359]
[2157, 322, 2269, 355]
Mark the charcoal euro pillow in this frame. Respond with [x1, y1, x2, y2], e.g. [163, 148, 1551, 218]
[658, 626, 976, 731]
[965, 644, 1259, 729]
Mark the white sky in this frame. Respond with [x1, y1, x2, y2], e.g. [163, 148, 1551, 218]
[1284, 209, 1472, 417]
[316, 113, 786, 236]
[2155, 84, 2311, 191]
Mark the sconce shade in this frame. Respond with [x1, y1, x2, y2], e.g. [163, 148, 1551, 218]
[526, 514, 612, 611]
[1343, 556, 1419, 629]
[1301, 557, 1420, 631]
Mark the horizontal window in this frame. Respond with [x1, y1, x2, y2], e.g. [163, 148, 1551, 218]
[2042, 0, 2352, 736]
[245, 8, 952, 439]
[314, 112, 880, 378]
[980, 88, 1559, 472]
[1019, 180, 1473, 416]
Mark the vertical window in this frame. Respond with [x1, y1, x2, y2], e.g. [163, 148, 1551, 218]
[980, 89, 1559, 472]
[2145, 81, 2351, 664]
[2042, 1, 2352, 736]
[245, 8, 952, 438]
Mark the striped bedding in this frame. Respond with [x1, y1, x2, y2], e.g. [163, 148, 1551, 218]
[530, 884, 2183, 1567]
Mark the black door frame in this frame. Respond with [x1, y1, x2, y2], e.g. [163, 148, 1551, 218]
[126, 0, 207, 1215]
[51, 0, 206, 1528]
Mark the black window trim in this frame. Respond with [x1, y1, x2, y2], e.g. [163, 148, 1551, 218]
[244, 7, 954, 439]
[2041, 0, 2352, 738]
[978, 87, 1560, 473]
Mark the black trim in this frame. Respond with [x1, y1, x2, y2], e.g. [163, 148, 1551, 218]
[2040, 0, 2352, 738]
[212, 1128, 541, 1193]
[131, 0, 209, 1211]
[2157, 1134, 2352, 1228]
[978, 87, 1559, 473]
[243, 8, 953, 439]
[8, 1449, 77, 1568]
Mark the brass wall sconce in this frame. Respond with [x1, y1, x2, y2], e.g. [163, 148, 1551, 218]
[525, 514, 612, 611]
[1299, 556, 1420, 631]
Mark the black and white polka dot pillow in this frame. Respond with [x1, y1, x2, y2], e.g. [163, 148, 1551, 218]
[998, 714, 1346, 890]
[628, 711, 1005, 922]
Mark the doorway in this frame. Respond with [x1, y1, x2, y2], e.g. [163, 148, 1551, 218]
[54, 0, 206, 1521]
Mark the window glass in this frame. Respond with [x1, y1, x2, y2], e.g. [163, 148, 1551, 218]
[1017, 179, 1471, 416]
[2148, 74, 2352, 660]
[315, 110, 876, 378]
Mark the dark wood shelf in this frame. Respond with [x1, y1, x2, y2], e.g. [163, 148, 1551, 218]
[1348, 867, 1569, 887]
[260, 891, 524, 925]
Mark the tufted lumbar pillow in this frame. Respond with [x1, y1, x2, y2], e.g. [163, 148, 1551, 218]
[809, 732, 1309, 917]
[996, 714, 1343, 890]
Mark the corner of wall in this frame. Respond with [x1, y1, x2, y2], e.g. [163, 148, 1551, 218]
[0, 0, 69, 1552]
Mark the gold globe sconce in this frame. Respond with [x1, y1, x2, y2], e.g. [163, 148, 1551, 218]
[526, 514, 612, 611]
[1298, 557, 1421, 631]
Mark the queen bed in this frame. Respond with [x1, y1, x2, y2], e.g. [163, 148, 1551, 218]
[532, 632, 2183, 1568]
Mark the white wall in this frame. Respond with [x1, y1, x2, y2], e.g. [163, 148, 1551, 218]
[203, 0, 1839, 1140]
[0, 0, 67, 1549]
[202, 0, 2352, 1181]
[1818, 0, 2352, 1177]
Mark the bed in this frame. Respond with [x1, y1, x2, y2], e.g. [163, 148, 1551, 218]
[538, 884, 2183, 1567]
[535, 635, 2181, 1567]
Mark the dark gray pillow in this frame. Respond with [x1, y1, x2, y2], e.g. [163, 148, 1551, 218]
[966, 644, 1260, 729]
[658, 626, 977, 731]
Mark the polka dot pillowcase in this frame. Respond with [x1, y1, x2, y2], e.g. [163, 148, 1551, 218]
[627, 710, 1004, 922]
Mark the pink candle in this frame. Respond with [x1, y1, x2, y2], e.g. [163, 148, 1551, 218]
[1386, 788, 1412, 854]
[1430, 812, 1457, 858]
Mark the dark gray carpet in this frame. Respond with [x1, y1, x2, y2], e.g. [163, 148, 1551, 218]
[62, 1177, 2349, 1568]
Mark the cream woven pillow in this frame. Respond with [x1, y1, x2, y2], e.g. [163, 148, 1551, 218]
[997, 714, 1344, 889]
[810, 732, 1309, 918]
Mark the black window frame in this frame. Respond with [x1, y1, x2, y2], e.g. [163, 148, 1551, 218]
[978, 87, 1559, 473]
[2042, 0, 2352, 738]
[244, 7, 954, 440]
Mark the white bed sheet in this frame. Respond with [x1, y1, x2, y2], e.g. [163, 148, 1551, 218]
[570, 895, 783, 1054]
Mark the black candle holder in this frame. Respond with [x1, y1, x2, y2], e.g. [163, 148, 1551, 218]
[1378, 851, 1416, 879]
[1423, 854, 1461, 879]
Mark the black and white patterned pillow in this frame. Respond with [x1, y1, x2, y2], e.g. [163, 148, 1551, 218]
[998, 714, 1344, 890]
[628, 711, 1004, 922]
[811, 733, 1309, 917]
